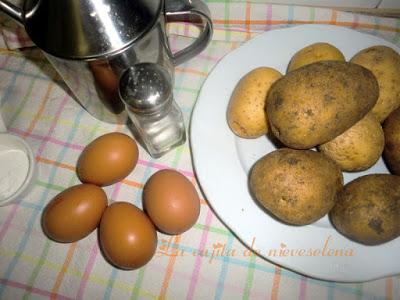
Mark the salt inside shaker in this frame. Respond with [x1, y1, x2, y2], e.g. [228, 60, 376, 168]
[119, 63, 186, 158]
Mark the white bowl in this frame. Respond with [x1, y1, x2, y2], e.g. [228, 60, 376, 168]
[0, 132, 36, 206]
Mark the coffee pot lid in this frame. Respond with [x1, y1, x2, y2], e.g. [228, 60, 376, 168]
[23, 0, 162, 60]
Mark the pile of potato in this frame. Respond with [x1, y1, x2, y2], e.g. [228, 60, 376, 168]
[227, 42, 400, 245]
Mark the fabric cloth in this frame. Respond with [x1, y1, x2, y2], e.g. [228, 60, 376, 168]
[0, 1, 399, 299]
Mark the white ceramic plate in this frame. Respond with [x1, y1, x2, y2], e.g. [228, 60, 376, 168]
[190, 24, 400, 282]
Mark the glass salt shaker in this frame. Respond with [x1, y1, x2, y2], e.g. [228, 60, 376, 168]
[119, 63, 186, 158]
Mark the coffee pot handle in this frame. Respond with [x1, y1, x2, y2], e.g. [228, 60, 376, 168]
[165, 0, 213, 65]
[0, 0, 23, 24]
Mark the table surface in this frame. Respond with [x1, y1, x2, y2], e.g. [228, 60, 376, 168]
[0, 1, 400, 299]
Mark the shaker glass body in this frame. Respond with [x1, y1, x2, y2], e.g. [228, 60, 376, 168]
[127, 101, 186, 158]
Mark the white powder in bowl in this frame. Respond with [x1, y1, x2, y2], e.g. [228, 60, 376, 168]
[0, 146, 29, 201]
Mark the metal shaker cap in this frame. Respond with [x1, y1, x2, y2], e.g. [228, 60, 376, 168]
[119, 63, 173, 115]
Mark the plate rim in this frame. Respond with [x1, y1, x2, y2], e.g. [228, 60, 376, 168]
[190, 24, 400, 282]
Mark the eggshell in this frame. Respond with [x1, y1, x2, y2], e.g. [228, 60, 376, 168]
[99, 202, 157, 270]
[77, 132, 139, 186]
[42, 184, 108, 243]
[143, 169, 200, 235]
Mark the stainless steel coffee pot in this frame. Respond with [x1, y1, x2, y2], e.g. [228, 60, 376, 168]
[0, 0, 212, 124]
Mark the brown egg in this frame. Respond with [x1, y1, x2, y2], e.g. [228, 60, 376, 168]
[143, 169, 200, 235]
[77, 132, 139, 186]
[99, 202, 157, 269]
[42, 184, 108, 243]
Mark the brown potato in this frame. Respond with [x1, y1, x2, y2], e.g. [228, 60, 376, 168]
[319, 114, 384, 172]
[227, 67, 282, 138]
[350, 45, 400, 122]
[383, 107, 400, 175]
[330, 174, 400, 245]
[249, 148, 343, 225]
[267, 61, 379, 149]
[287, 42, 345, 72]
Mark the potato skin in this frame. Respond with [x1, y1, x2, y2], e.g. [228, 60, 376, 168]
[330, 174, 400, 245]
[350, 45, 400, 122]
[383, 107, 400, 175]
[249, 148, 343, 225]
[267, 61, 379, 149]
[319, 114, 384, 172]
[287, 42, 345, 72]
[227, 67, 282, 138]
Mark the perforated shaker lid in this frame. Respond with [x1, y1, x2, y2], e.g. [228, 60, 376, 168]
[119, 63, 173, 115]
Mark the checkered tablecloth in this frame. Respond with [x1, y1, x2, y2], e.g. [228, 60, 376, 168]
[0, 1, 399, 299]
